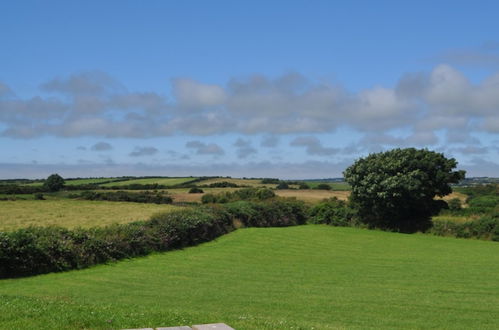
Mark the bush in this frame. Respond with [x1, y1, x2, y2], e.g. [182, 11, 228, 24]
[72, 191, 173, 204]
[201, 187, 275, 204]
[308, 198, 356, 226]
[298, 183, 310, 189]
[447, 198, 462, 210]
[223, 199, 308, 227]
[188, 187, 204, 193]
[315, 183, 332, 190]
[276, 182, 289, 189]
[430, 213, 499, 241]
[34, 193, 45, 200]
[261, 178, 280, 184]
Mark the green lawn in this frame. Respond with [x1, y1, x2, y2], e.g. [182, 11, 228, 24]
[99, 177, 197, 187]
[1, 226, 498, 329]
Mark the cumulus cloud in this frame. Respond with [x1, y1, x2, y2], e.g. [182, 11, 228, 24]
[233, 138, 257, 159]
[261, 135, 279, 147]
[91, 142, 113, 151]
[290, 136, 339, 156]
[186, 141, 224, 155]
[129, 146, 158, 157]
[1, 66, 499, 142]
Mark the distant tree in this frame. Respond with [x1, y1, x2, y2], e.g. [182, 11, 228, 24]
[276, 182, 289, 189]
[188, 187, 204, 193]
[43, 174, 65, 192]
[344, 148, 465, 232]
[315, 183, 332, 190]
[299, 183, 310, 190]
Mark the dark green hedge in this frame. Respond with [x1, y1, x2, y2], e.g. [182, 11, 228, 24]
[70, 190, 173, 204]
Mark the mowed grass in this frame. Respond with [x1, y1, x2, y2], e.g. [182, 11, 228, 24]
[1, 226, 498, 329]
[0, 200, 178, 231]
[99, 177, 197, 187]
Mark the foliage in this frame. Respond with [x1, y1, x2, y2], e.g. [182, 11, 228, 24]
[298, 183, 310, 189]
[315, 183, 332, 190]
[344, 148, 465, 232]
[430, 213, 499, 241]
[308, 197, 356, 226]
[43, 174, 65, 192]
[276, 182, 289, 189]
[261, 178, 280, 184]
[188, 187, 204, 193]
[202, 181, 239, 188]
[70, 190, 173, 204]
[223, 199, 308, 227]
[201, 187, 275, 204]
[447, 198, 462, 210]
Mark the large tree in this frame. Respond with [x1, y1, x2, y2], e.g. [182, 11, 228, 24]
[343, 148, 465, 232]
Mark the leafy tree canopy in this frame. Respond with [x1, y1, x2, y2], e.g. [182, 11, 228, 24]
[343, 148, 465, 232]
[43, 173, 65, 192]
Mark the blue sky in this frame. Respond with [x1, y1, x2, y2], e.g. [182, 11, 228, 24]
[1, 0, 499, 179]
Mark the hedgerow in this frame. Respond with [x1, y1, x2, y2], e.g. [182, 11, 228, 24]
[0, 199, 307, 278]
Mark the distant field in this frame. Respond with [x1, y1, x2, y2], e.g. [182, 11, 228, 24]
[275, 189, 349, 202]
[63, 178, 124, 186]
[1, 226, 498, 329]
[196, 177, 274, 188]
[304, 181, 351, 190]
[99, 177, 197, 187]
[0, 200, 178, 231]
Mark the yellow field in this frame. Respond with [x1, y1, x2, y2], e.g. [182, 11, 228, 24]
[275, 189, 350, 203]
[0, 200, 178, 231]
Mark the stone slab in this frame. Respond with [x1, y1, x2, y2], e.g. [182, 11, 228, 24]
[156, 327, 192, 330]
[192, 323, 234, 330]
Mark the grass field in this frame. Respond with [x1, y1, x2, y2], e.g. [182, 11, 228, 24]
[304, 181, 351, 190]
[99, 177, 197, 187]
[0, 200, 178, 231]
[195, 177, 275, 187]
[1, 225, 498, 329]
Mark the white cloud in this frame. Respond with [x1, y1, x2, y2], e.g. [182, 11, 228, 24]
[91, 142, 113, 151]
[186, 140, 225, 155]
[1, 66, 499, 141]
[129, 146, 158, 157]
[290, 136, 339, 156]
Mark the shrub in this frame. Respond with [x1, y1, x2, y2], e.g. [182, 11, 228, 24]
[188, 187, 204, 193]
[447, 198, 462, 210]
[72, 191, 173, 204]
[298, 183, 310, 189]
[34, 193, 45, 200]
[224, 199, 308, 227]
[201, 187, 275, 204]
[276, 182, 289, 189]
[315, 183, 332, 190]
[308, 198, 356, 226]
[261, 178, 280, 184]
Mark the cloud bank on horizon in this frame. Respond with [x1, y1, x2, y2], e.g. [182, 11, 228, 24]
[1, 64, 499, 178]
